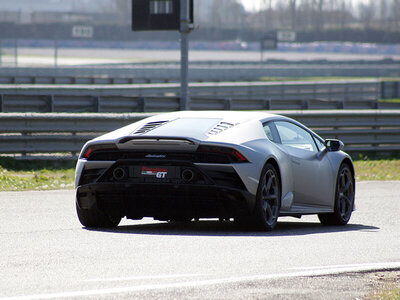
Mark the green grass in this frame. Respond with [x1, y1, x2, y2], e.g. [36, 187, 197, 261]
[380, 98, 400, 103]
[0, 156, 399, 192]
[259, 76, 400, 82]
[0, 158, 75, 192]
[354, 159, 400, 181]
[366, 287, 400, 300]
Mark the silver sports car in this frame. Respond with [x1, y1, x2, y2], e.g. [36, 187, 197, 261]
[75, 111, 355, 231]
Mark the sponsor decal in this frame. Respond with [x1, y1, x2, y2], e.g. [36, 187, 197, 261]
[141, 166, 168, 178]
[145, 154, 167, 159]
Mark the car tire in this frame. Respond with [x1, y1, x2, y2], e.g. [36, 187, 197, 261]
[236, 163, 281, 231]
[318, 163, 355, 226]
[76, 202, 121, 228]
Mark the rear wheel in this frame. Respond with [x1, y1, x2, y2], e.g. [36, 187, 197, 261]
[318, 164, 354, 226]
[236, 163, 281, 231]
[76, 202, 121, 228]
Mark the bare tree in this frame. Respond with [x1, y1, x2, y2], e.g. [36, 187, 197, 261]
[112, 0, 130, 25]
[393, 0, 400, 28]
[358, 0, 376, 29]
[289, 0, 297, 29]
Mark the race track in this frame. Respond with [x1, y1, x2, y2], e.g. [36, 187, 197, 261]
[0, 181, 399, 299]
[2, 48, 400, 66]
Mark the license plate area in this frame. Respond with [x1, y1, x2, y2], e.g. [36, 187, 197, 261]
[131, 166, 180, 179]
[97, 160, 212, 185]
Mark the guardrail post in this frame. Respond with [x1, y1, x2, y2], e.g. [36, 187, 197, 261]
[301, 100, 309, 109]
[138, 97, 146, 112]
[71, 132, 77, 157]
[337, 101, 344, 109]
[224, 98, 232, 110]
[93, 96, 100, 112]
[263, 99, 271, 110]
[381, 81, 387, 99]
[14, 39, 18, 67]
[47, 95, 54, 112]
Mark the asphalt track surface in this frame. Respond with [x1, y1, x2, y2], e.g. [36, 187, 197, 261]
[2, 48, 400, 66]
[0, 181, 399, 299]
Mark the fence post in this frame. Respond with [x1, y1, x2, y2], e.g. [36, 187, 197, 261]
[337, 101, 345, 109]
[93, 96, 100, 112]
[47, 95, 54, 112]
[301, 100, 309, 109]
[263, 99, 271, 110]
[224, 98, 232, 110]
[14, 39, 18, 67]
[381, 81, 387, 99]
[138, 97, 146, 112]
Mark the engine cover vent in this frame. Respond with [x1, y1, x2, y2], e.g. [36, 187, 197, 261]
[207, 121, 235, 136]
[133, 121, 169, 135]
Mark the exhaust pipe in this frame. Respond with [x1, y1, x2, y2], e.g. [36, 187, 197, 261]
[113, 167, 127, 181]
[182, 169, 195, 183]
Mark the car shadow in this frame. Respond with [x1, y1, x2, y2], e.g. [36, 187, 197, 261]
[85, 220, 379, 237]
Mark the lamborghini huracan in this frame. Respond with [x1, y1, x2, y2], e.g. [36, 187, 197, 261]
[75, 111, 355, 231]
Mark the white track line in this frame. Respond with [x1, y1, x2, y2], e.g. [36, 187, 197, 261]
[83, 273, 206, 282]
[3, 262, 400, 300]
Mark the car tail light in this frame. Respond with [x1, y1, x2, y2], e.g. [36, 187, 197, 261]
[197, 146, 249, 163]
[80, 144, 118, 159]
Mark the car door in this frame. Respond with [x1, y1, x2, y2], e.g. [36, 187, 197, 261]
[274, 121, 334, 208]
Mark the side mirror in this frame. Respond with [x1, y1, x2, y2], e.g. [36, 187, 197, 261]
[324, 139, 344, 152]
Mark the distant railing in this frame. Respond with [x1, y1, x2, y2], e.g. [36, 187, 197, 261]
[0, 110, 399, 155]
[0, 80, 386, 112]
[1, 63, 400, 83]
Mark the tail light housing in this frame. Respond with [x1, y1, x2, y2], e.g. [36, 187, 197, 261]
[196, 146, 249, 163]
[80, 144, 118, 159]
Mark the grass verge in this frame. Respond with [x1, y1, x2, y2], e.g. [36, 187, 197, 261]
[354, 159, 400, 181]
[0, 158, 75, 192]
[259, 76, 400, 82]
[366, 288, 400, 300]
[0, 156, 399, 192]
[364, 270, 400, 300]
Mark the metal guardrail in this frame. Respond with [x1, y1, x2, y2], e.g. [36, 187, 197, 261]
[381, 81, 400, 99]
[1, 63, 400, 83]
[0, 80, 384, 112]
[1, 110, 399, 155]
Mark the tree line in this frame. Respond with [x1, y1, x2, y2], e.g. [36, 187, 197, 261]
[193, 0, 400, 32]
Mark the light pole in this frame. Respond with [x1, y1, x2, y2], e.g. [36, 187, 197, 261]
[180, 0, 191, 111]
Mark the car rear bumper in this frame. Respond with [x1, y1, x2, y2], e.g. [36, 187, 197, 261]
[76, 183, 256, 220]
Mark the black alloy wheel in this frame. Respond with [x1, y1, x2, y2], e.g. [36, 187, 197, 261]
[319, 164, 355, 226]
[236, 163, 281, 231]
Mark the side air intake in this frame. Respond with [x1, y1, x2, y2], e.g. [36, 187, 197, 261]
[133, 121, 169, 135]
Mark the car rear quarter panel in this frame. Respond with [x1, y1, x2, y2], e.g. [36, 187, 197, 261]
[237, 138, 294, 199]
